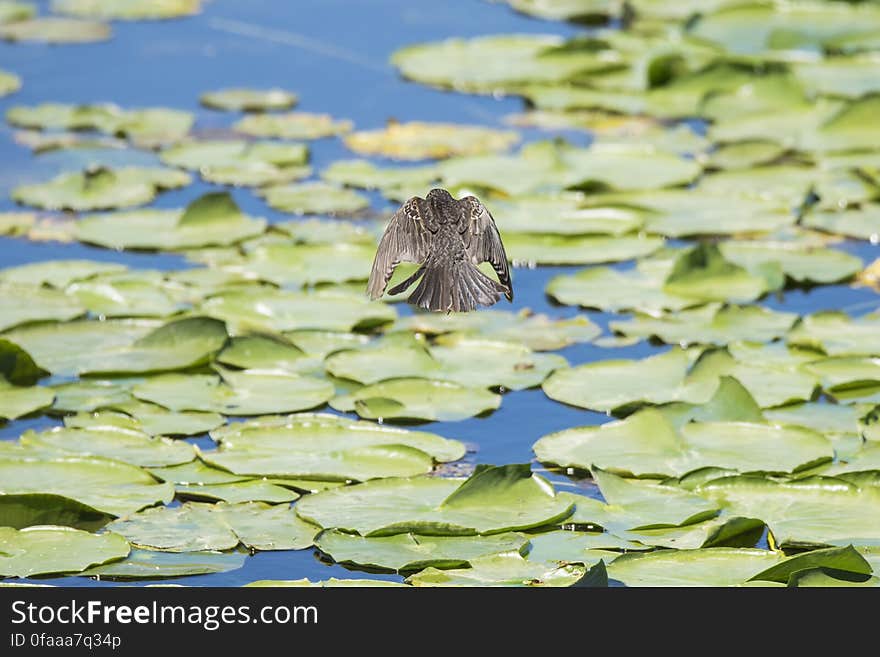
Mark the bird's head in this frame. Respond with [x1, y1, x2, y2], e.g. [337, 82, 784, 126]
[425, 188, 457, 222]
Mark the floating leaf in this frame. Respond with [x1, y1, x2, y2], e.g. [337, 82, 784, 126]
[0, 259, 126, 288]
[718, 240, 862, 284]
[0, 68, 20, 97]
[0, 17, 110, 43]
[392, 308, 600, 351]
[0, 493, 112, 531]
[750, 545, 873, 584]
[0, 456, 174, 517]
[606, 548, 782, 587]
[274, 217, 380, 245]
[106, 502, 318, 552]
[66, 402, 224, 437]
[705, 140, 787, 171]
[663, 243, 778, 304]
[406, 552, 585, 587]
[148, 460, 248, 486]
[788, 312, 880, 357]
[200, 412, 464, 481]
[698, 475, 880, 548]
[200, 288, 396, 333]
[176, 480, 299, 505]
[804, 206, 880, 242]
[200, 87, 297, 112]
[330, 377, 501, 422]
[321, 159, 440, 197]
[216, 334, 320, 374]
[487, 194, 645, 236]
[344, 121, 518, 161]
[524, 530, 643, 564]
[81, 549, 245, 580]
[506, 231, 665, 266]
[326, 335, 566, 390]
[20, 425, 196, 468]
[535, 408, 832, 478]
[51, 0, 199, 20]
[235, 112, 352, 140]
[50, 379, 134, 413]
[12, 166, 189, 211]
[296, 464, 574, 536]
[0, 526, 128, 578]
[315, 530, 529, 572]
[258, 181, 369, 215]
[76, 191, 268, 251]
[160, 140, 309, 187]
[0, 2, 35, 23]
[0, 381, 53, 421]
[609, 304, 799, 347]
[0, 284, 84, 332]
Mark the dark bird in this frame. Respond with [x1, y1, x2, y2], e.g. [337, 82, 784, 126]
[367, 188, 513, 313]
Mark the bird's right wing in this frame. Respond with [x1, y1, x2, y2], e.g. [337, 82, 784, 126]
[366, 198, 433, 299]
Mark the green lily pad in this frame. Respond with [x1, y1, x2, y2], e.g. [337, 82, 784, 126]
[0, 456, 174, 517]
[326, 335, 566, 390]
[390, 34, 610, 93]
[406, 552, 586, 587]
[200, 87, 297, 112]
[803, 206, 880, 242]
[0, 338, 46, 385]
[107, 502, 318, 552]
[0, 259, 126, 288]
[393, 308, 599, 351]
[258, 181, 369, 215]
[344, 121, 518, 160]
[133, 367, 333, 416]
[0, 2, 35, 23]
[0, 285, 84, 333]
[750, 545, 873, 584]
[159, 139, 309, 187]
[802, 94, 880, 154]
[200, 288, 396, 333]
[51, 0, 200, 20]
[609, 304, 799, 347]
[12, 166, 189, 211]
[788, 312, 880, 357]
[0, 17, 110, 43]
[705, 140, 788, 171]
[63, 401, 224, 437]
[321, 159, 440, 197]
[200, 412, 463, 482]
[506, 231, 665, 266]
[216, 334, 320, 374]
[176, 480, 300, 504]
[20, 425, 196, 468]
[64, 272, 184, 319]
[274, 217, 380, 245]
[663, 243, 778, 304]
[235, 112, 352, 140]
[524, 530, 643, 564]
[331, 377, 501, 422]
[0, 68, 20, 97]
[0, 526, 129, 578]
[148, 460, 247, 486]
[296, 464, 574, 536]
[80, 549, 245, 580]
[698, 475, 880, 548]
[0, 212, 36, 235]
[793, 57, 880, 99]
[0, 381, 53, 420]
[542, 347, 711, 414]
[315, 529, 529, 572]
[244, 578, 406, 587]
[76, 192, 268, 251]
[486, 194, 645, 236]
[0, 493, 112, 531]
[535, 408, 832, 478]
[50, 379, 134, 413]
[718, 239, 862, 284]
[802, 357, 880, 393]
[217, 241, 376, 288]
[607, 548, 782, 587]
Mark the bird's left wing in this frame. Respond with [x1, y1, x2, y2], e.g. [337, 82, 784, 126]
[366, 197, 432, 299]
[461, 196, 513, 301]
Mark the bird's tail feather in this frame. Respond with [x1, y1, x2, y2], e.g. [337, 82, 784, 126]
[408, 260, 508, 313]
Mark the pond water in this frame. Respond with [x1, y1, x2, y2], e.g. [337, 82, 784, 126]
[1, 0, 879, 586]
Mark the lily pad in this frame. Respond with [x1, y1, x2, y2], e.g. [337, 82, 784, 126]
[663, 243, 778, 304]
[504, 232, 664, 266]
[295, 464, 574, 536]
[160, 140, 309, 187]
[534, 408, 833, 478]
[0, 17, 110, 43]
[804, 206, 880, 242]
[0, 68, 20, 97]
[200, 87, 298, 112]
[0, 259, 126, 288]
[200, 288, 396, 333]
[331, 377, 501, 422]
[200, 412, 464, 481]
[76, 191, 268, 251]
[0, 381, 53, 421]
[106, 502, 318, 552]
[80, 549, 245, 580]
[609, 304, 799, 347]
[321, 159, 440, 196]
[705, 140, 788, 171]
[133, 367, 333, 416]
[315, 530, 529, 572]
[176, 480, 300, 505]
[12, 166, 189, 212]
[51, 0, 200, 20]
[718, 239, 862, 284]
[606, 548, 782, 587]
[698, 475, 880, 548]
[67, 402, 224, 437]
[0, 2, 35, 23]
[0, 493, 112, 531]
[50, 379, 134, 413]
[750, 545, 873, 584]
[217, 334, 320, 374]
[344, 121, 518, 160]
[406, 552, 586, 587]
[487, 194, 645, 236]
[0, 526, 129, 578]
[258, 181, 370, 215]
[235, 112, 352, 140]
[325, 336, 566, 390]
[788, 312, 880, 357]
[0, 456, 174, 517]
[0, 284, 84, 332]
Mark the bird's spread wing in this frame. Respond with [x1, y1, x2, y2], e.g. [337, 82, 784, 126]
[367, 198, 433, 299]
[462, 196, 513, 300]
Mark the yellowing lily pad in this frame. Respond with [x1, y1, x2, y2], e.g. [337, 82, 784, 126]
[51, 0, 200, 21]
[200, 87, 298, 112]
[235, 112, 353, 140]
[0, 17, 110, 43]
[344, 121, 519, 161]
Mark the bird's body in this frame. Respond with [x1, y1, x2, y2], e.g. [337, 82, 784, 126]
[367, 189, 513, 313]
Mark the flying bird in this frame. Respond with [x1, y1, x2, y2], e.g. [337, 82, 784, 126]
[367, 188, 513, 313]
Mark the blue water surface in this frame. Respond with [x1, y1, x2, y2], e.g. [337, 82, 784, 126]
[1, 0, 878, 586]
